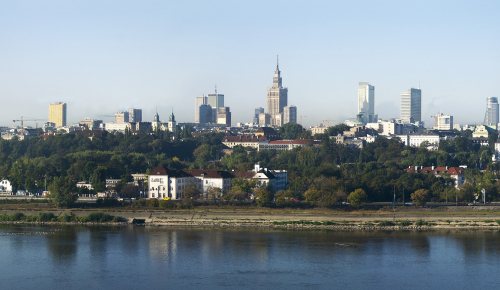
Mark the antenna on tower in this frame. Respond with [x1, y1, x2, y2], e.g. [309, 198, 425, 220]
[215, 84, 218, 95]
[276, 54, 279, 69]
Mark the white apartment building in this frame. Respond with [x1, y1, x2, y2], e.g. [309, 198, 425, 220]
[397, 134, 440, 150]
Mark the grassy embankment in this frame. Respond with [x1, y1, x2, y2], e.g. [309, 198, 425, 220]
[0, 204, 499, 230]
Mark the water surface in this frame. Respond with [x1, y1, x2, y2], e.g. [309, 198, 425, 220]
[0, 225, 498, 290]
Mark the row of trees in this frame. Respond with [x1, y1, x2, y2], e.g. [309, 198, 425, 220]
[1, 123, 500, 207]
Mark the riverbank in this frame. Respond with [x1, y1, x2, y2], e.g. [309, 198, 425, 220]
[0, 206, 499, 230]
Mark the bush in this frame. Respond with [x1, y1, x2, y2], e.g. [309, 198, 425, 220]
[146, 199, 159, 208]
[347, 189, 368, 208]
[86, 213, 114, 223]
[38, 212, 56, 222]
[411, 189, 430, 207]
[13, 212, 25, 221]
[58, 213, 77, 222]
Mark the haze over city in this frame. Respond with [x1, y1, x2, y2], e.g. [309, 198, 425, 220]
[1, 0, 499, 127]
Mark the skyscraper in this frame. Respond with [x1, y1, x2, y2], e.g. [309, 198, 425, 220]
[199, 104, 213, 124]
[216, 107, 231, 127]
[266, 57, 288, 127]
[283, 105, 297, 124]
[254, 107, 264, 124]
[128, 108, 142, 123]
[194, 95, 207, 123]
[207, 89, 224, 123]
[485, 97, 499, 128]
[48, 102, 67, 127]
[115, 111, 129, 123]
[357, 82, 376, 124]
[400, 88, 422, 123]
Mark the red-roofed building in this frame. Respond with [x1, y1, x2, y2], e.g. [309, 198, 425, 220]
[406, 165, 466, 187]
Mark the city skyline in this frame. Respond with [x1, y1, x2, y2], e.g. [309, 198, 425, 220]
[0, 0, 499, 127]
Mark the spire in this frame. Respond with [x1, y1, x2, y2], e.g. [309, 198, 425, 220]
[276, 54, 279, 71]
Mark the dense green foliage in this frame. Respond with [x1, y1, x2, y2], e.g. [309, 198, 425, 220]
[0, 125, 499, 208]
[0, 212, 127, 223]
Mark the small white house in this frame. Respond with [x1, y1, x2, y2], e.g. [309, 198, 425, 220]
[0, 180, 12, 194]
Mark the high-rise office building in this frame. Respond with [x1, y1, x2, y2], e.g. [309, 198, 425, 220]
[357, 82, 376, 124]
[48, 102, 67, 128]
[259, 113, 271, 127]
[400, 88, 422, 123]
[199, 104, 213, 124]
[194, 96, 207, 123]
[254, 107, 264, 124]
[216, 107, 231, 127]
[266, 58, 288, 127]
[283, 105, 297, 124]
[115, 111, 129, 124]
[433, 113, 453, 131]
[208, 89, 224, 123]
[128, 108, 142, 123]
[485, 97, 499, 128]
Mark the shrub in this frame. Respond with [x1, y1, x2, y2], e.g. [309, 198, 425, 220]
[411, 189, 430, 207]
[86, 213, 114, 223]
[146, 199, 159, 208]
[378, 221, 396, 227]
[38, 212, 56, 222]
[347, 189, 368, 208]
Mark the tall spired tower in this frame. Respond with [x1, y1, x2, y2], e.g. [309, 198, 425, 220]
[266, 56, 288, 127]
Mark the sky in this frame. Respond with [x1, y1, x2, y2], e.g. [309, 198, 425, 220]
[0, 0, 499, 127]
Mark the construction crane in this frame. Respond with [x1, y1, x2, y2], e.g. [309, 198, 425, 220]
[12, 116, 45, 128]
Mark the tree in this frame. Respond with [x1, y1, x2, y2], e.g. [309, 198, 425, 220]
[48, 177, 78, 208]
[411, 189, 430, 207]
[119, 184, 140, 199]
[347, 188, 367, 208]
[274, 190, 295, 207]
[279, 123, 309, 139]
[255, 187, 273, 207]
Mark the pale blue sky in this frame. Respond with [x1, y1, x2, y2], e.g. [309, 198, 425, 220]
[0, 0, 499, 127]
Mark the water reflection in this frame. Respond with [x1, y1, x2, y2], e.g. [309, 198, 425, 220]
[0, 225, 499, 290]
[46, 227, 78, 264]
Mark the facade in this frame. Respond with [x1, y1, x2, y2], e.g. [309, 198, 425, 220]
[258, 139, 314, 151]
[258, 113, 271, 127]
[187, 169, 233, 195]
[0, 180, 12, 194]
[114, 111, 129, 124]
[222, 135, 266, 149]
[433, 113, 453, 130]
[472, 125, 493, 139]
[48, 102, 67, 128]
[194, 96, 207, 123]
[216, 107, 231, 127]
[128, 108, 142, 123]
[309, 125, 328, 135]
[104, 122, 132, 133]
[266, 59, 288, 127]
[254, 107, 264, 124]
[485, 97, 499, 128]
[283, 105, 297, 124]
[207, 92, 224, 109]
[400, 88, 422, 123]
[198, 104, 213, 124]
[167, 111, 177, 134]
[357, 82, 376, 124]
[79, 118, 103, 130]
[407, 166, 465, 188]
[397, 134, 440, 150]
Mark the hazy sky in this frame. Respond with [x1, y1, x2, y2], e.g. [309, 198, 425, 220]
[1, 0, 499, 127]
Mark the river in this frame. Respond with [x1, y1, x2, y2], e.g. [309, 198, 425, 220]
[0, 225, 498, 289]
